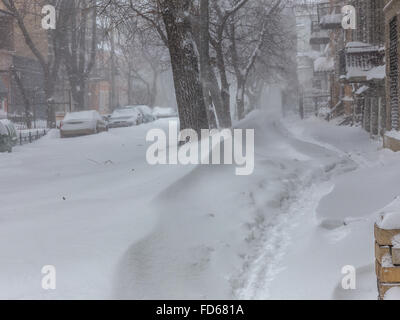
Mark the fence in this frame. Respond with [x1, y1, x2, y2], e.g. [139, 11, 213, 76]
[17, 129, 48, 146]
[8, 115, 48, 131]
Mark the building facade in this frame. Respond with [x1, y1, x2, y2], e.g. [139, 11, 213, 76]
[0, 2, 48, 124]
[383, 0, 400, 150]
[308, 0, 387, 139]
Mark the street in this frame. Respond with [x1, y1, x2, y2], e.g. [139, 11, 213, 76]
[0, 112, 397, 299]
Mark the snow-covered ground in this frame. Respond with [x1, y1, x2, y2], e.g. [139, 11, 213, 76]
[0, 109, 399, 300]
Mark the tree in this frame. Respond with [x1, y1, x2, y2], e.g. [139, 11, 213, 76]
[207, 0, 250, 127]
[158, 0, 209, 134]
[97, 1, 170, 108]
[225, 0, 290, 119]
[61, 0, 98, 110]
[1, 0, 69, 127]
[9, 65, 32, 128]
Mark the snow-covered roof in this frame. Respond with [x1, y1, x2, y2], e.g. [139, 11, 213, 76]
[346, 67, 369, 80]
[355, 85, 369, 95]
[320, 13, 342, 26]
[345, 65, 386, 81]
[376, 196, 400, 230]
[314, 56, 334, 72]
[366, 65, 386, 81]
[310, 29, 330, 39]
[297, 50, 322, 60]
[64, 110, 98, 121]
[346, 42, 383, 54]
[342, 96, 354, 102]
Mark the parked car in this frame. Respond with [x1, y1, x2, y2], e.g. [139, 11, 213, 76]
[108, 108, 143, 128]
[60, 110, 108, 138]
[134, 105, 156, 123]
[0, 120, 17, 152]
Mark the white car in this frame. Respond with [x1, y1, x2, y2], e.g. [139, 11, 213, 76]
[60, 110, 108, 138]
[134, 105, 156, 123]
[109, 108, 142, 128]
[152, 107, 178, 119]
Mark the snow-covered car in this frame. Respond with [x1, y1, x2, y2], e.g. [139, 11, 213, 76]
[60, 110, 108, 138]
[152, 107, 178, 119]
[134, 105, 156, 123]
[0, 120, 17, 152]
[108, 108, 142, 128]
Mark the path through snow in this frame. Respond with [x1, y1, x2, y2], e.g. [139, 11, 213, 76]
[0, 113, 397, 299]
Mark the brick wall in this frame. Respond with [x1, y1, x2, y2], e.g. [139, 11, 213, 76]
[0, 0, 48, 60]
[384, 0, 400, 131]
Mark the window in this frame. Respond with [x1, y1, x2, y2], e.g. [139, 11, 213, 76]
[389, 16, 399, 130]
[313, 80, 322, 90]
[0, 15, 14, 51]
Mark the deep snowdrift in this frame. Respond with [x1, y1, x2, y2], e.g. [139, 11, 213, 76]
[1, 112, 399, 299]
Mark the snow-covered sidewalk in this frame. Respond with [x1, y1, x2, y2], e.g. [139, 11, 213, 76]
[0, 112, 399, 299]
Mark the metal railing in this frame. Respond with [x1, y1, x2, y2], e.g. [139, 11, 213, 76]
[17, 129, 48, 145]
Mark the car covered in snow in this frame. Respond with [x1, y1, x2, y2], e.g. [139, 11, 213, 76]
[134, 105, 156, 123]
[60, 110, 108, 138]
[152, 107, 177, 119]
[0, 119, 18, 152]
[108, 107, 143, 128]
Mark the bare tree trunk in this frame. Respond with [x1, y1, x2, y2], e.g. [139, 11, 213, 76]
[236, 76, 246, 120]
[149, 70, 159, 107]
[159, 0, 209, 133]
[10, 67, 32, 129]
[198, 0, 217, 128]
[214, 41, 232, 126]
[110, 28, 117, 110]
[62, 0, 97, 111]
[127, 66, 134, 105]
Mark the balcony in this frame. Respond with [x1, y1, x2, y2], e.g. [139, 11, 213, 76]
[340, 42, 386, 83]
[317, 2, 342, 30]
[309, 21, 330, 45]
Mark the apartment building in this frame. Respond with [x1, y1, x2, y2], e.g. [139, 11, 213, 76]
[309, 0, 387, 137]
[295, 1, 332, 117]
[383, 0, 400, 150]
[0, 1, 50, 122]
[340, 0, 386, 135]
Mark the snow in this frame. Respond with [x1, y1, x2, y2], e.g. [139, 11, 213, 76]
[382, 254, 394, 268]
[385, 130, 400, 140]
[0, 120, 8, 135]
[346, 42, 382, 54]
[64, 111, 97, 121]
[346, 67, 369, 80]
[314, 56, 334, 72]
[355, 85, 369, 95]
[383, 0, 394, 12]
[376, 197, 400, 230]
[320, 14, 342, 26]
[153, 107, 177, 118]
[366, 65, 386, 81]
[2, 106, 400, 299]
[384, 287, 400, 300]
[342, 96, 354, 102]
[297, 51, 321, 60]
